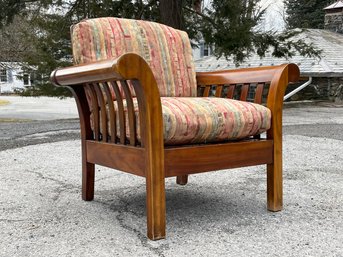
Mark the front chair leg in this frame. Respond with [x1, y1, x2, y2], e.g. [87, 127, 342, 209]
[82, 161, 95, 201]
[146, 173, 166, 240]
[176, 175, 188, 185]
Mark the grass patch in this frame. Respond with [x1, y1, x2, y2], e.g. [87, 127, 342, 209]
[0, 118, 32, 123]
[0, 99, 10, 106]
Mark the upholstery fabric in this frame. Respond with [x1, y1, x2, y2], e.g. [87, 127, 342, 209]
[72, 17, 197, 97]
[161, 97, 271, 144]
[101, 97, 271, 145]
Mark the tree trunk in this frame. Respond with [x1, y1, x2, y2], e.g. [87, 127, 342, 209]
[193, 0, 202, 13]
[159, 0, 183, 29]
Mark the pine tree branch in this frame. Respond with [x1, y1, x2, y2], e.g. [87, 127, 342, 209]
[183, 5, 215, 26]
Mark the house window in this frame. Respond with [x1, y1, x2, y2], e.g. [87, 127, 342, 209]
[0, 69, 7, 82]
[200, 42, 211, 58]
[23, 74, 29, 85]
[203, 45, 209, 56]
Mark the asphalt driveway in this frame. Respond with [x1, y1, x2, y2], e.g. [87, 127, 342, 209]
[0, 97, 342, 256]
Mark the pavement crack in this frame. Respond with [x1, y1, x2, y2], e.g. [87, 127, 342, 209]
[96, 186, 169, 256]
[18, 129, 79, 139]
[95, 174, 123, 182]
[25, 170, 74, 188]
[115, 202, 168, 257]
[25, 170, 78, 201]
[0, 218, 27, 223]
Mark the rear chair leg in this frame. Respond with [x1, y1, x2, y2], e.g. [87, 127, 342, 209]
[267, 154, 282, 211]
[176, 175, 188, 185]
[82, 161, 95, 201]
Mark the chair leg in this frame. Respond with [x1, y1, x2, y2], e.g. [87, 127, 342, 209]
[146, 170, 166, 240]
[82, 161, 95, 201]
[176, 175, 188, 185]
[267, 154, 282, 212]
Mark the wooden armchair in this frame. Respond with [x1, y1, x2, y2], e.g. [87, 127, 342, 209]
[50, 17, 300, 240]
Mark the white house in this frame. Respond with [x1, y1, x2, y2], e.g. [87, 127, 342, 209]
[192, 40, 213, 61]
[194, 1, 343, 102]
[0, 63, 32, 94]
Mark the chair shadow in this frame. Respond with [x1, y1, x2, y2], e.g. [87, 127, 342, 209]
[95, 183, 267, 234]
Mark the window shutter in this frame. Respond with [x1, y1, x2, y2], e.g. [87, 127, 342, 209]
[8, 69, 13, 83]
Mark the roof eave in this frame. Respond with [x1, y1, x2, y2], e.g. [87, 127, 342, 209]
[324, 1, 343, 10]
[301, 72, 343, 78]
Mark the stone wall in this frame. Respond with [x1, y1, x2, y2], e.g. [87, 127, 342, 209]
[324, 10, 343, 33]
[328, 77, 343, 102]
[286, 77, 343, 103]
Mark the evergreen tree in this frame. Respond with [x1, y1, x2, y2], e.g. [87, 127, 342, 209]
[284, 0, 332, 29]
[0, 0, 320, 96]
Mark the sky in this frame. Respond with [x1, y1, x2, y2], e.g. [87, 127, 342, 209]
[260, 0, 285, 31]
[203, 0, 286, 32]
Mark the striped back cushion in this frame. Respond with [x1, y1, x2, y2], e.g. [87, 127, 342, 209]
[71, 17, 197, 97]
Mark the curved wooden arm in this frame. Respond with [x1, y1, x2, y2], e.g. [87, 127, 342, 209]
[50, 53, 164, 151]
[196, 64, 299, 85]
[196, 63, 299, 106]
[50, 53, 163, 146]
[115, 53, 164, 148]
[266, 63, 300, 109]
[51, 58, 123, 86]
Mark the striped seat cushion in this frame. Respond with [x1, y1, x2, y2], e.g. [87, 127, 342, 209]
[72, 17, 197, 97]
[160, 98, 271, 144]
[95, 97, 271, 145]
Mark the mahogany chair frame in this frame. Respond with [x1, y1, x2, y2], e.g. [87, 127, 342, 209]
[51, 53, 300, 240]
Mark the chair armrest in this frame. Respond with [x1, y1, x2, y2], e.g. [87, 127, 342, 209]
[50, 53, 161, 89]
[196, 64, 299, 85]
[195, 63, 300, 109]
[50, 53, 164, 151]
[50, 59, 124, 86]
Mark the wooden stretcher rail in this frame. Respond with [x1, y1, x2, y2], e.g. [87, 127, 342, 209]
[86, 140, 145, 176]
[165, 140, 273, 176]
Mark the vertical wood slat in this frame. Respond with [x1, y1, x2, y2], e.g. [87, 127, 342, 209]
[254, 83, 264, 104]
[240, 83, 249, 101]
[110, 81, 126, 144]
[131, 80, 145, 144]
[93, 83, 108, 142]
[103, 82, 117, 143]
[86, 84, 100, 141]
[203, 85, 211, 97]
[227, 85, 235, 99]
[215, 85, 223, 97]
[121, 81, 137, 146]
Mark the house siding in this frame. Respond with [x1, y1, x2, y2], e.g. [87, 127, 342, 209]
[0, 64, 31, 94]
